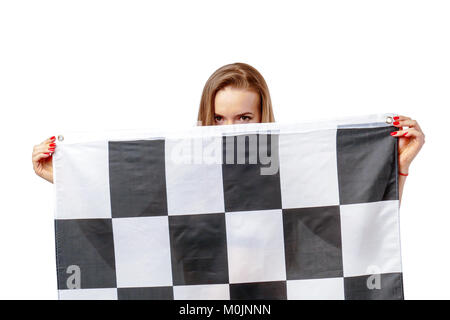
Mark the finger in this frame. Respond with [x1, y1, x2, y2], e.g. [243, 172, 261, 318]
[33, 144, 55, 154]
[390, 128, 425, 141]
[393, 115, 411, 121]
[33, 152, 52, 163]
[45, 141, 57, 148]
[31, 145, 55, 161]
[40, 136, 56, 145]
[33, 138, 56, 153]
[393, 118, 423, 132]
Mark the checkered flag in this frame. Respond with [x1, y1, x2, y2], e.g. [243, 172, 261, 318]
[53, 113, 404, 300]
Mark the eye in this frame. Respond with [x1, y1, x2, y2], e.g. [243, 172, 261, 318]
[240, 115, 252, 121]
[214, 115, 223, 122]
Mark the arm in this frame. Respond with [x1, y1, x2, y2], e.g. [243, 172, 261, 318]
[390, 115, 425, 205]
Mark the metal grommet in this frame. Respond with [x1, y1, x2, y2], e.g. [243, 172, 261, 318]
[57, 135, 64, 142]
[385, 116, 393, 124]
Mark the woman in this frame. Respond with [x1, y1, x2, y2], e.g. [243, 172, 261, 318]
[32, 62, 425, 201]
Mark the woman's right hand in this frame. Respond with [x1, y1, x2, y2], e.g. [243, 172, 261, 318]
[32, 136, 56, 183]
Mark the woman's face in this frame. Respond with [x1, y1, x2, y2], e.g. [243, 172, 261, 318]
[214, 86, 262, 125]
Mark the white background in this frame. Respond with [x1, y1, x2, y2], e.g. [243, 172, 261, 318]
[0, 0, 449, 299]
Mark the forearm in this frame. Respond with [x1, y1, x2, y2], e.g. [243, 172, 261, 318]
[398, 157, 410, 205]
[398, 174, 407, 205]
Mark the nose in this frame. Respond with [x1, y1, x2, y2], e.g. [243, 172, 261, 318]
[224, 119, 234, 125]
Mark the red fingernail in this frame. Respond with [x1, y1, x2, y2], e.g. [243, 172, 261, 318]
[48, 148, 55, 151]
[44, 152, 51, 155]
[403, 132, 408, 136]
[49, 143, 56, 147]
[50, 136, 56, 140]
[393, 121, 400, 125]
[393, 116, 399, 120]
[390, 131, 397, 136]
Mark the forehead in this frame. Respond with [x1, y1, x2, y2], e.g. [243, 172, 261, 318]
[214, 86, 260, 114]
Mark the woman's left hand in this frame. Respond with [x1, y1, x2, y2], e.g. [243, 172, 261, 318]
[390, 115, 425, 174]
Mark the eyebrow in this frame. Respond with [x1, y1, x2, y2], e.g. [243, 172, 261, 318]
[236, 112, 254, 117]
[214, 112, 254, 117]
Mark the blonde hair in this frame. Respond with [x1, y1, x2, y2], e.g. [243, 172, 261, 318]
[197, 62, 275, 126]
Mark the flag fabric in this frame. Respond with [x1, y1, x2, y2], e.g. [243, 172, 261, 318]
[53, 113, 404, 300]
